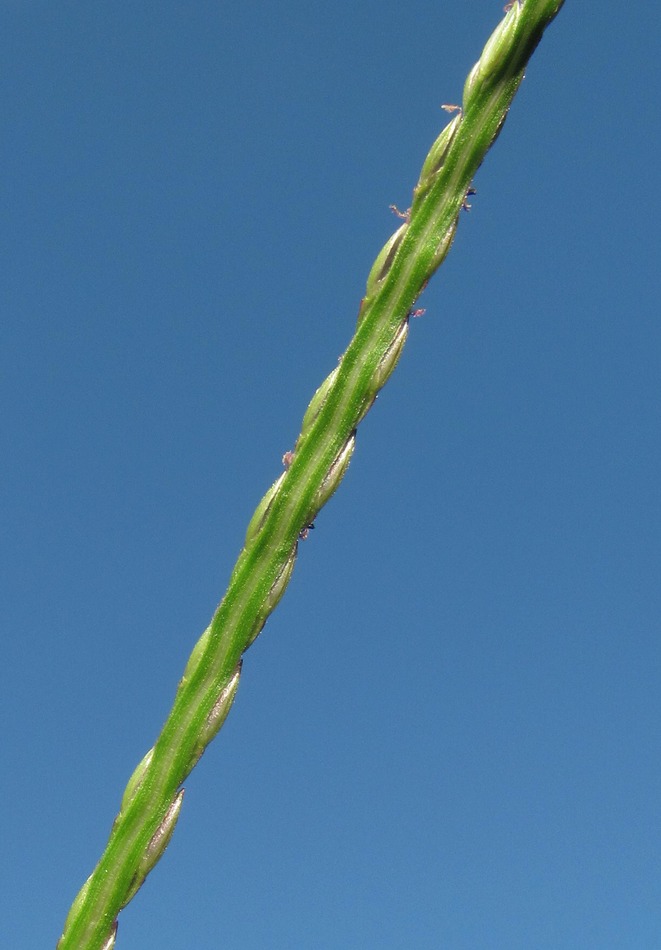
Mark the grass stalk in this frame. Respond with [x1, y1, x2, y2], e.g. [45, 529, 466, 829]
[57, 2, 566, 946]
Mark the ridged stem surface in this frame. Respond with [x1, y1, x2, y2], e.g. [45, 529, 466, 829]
[57, 2, 565, 946]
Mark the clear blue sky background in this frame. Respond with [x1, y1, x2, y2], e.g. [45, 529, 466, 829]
[2, 2, 660, 948]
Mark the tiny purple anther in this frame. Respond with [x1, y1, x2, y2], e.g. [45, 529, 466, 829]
[389, 204, 410, 221]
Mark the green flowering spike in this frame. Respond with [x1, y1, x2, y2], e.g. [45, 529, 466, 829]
[56, 3, 566, 946]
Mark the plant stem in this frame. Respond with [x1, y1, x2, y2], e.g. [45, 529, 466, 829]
[57, 2, 565, 946]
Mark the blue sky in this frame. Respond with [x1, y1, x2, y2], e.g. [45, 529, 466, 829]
[2, 2, 661, 947]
